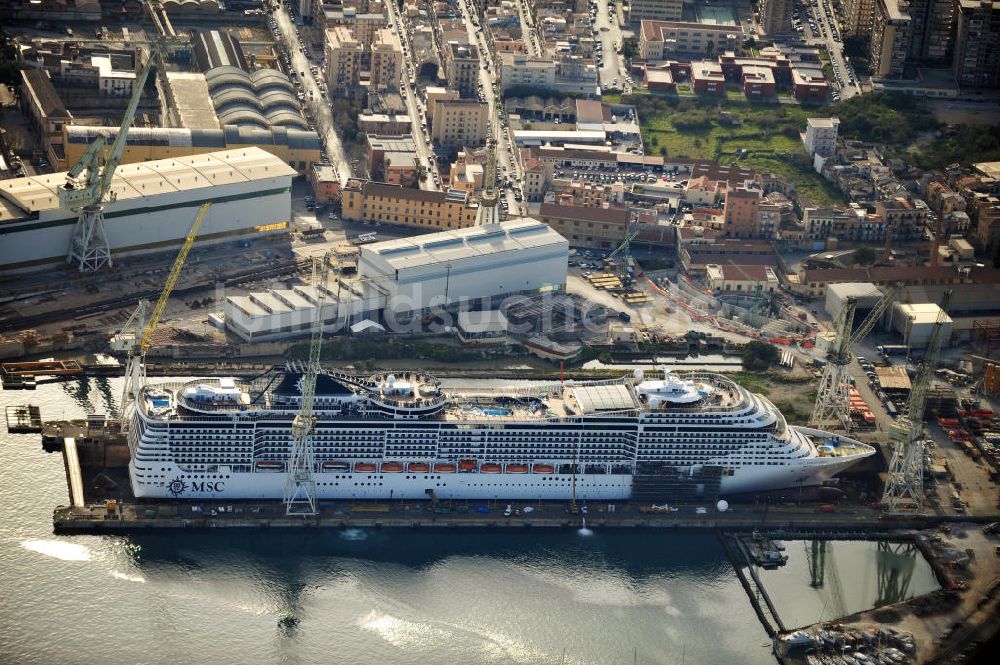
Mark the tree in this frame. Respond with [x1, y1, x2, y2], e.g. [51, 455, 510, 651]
[853, 246, 879, 265]
[621, 37, 639, 60]
[741, 341, 779, 371]
[842, 35, 870, 59]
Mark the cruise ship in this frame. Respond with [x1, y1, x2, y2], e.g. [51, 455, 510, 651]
[126, 368, 875, 501]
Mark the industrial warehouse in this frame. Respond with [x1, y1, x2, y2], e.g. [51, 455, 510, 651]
[0, 147, 296, 273]
[224, 218, 569, 341]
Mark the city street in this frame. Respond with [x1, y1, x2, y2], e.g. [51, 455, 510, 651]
[514, 0, 542, 57]
[592, 0, 627, 91]
[385, 0, 443, 190]
[809, 1, 862, 98]
[271, 4, 353, 183]
[459, 0, 525, 216]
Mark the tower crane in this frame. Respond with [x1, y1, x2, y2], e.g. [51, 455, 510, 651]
[882, 290, 952, 513]
[60, 43, 176, 271]
[811, 283, 901, 432]
[111, 202, 212, 422]
[284, 253, 337, 516]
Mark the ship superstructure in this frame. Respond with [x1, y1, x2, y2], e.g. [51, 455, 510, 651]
[126, 368, 874, 501]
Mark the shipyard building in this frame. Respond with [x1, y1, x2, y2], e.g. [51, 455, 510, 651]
[0, 147, 296, 273]
[225, 218, 569, 341]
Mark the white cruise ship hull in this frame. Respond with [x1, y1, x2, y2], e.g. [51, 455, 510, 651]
[128, 370, 876, 503]
[130, 454, 862, 501]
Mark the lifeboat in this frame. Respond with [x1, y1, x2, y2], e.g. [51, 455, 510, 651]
[532, 464, 554, 474]
[481, 463, 502, 474]
[255, 461, 284, 471]
[434, 463, 457, 473]
[408, 462, 430, 473]
[322, 461, 350, 471]
[381, 462, 404, 473]
[507, 464, 529, 474]
[355, 463, 377, 473]
[458, 459, 477, 472]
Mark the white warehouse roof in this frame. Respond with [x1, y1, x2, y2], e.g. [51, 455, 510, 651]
[0, 147, 297, 223]
[361, 218, 567, 273]
[895, 303, 953, 325]
[827, 282, 883, 299]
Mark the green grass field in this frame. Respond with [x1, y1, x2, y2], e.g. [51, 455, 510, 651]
[633, 96, 842, 206]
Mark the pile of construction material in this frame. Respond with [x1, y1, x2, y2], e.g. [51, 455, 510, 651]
[848, 385, 876, 429]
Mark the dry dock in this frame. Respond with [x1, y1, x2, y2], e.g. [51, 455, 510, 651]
[38, 417, 1000, 664]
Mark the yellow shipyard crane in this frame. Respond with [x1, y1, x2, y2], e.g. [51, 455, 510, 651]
[111, 202, 212, 420]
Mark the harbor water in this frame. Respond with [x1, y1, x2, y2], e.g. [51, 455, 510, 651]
[0, 377, 932, 665]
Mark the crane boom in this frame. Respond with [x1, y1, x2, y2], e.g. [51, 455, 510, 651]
[285, 254, 336, 515]
[849, 283, 901, 348]
[140, 202, 211, 354]
[112, 202, 210, 427]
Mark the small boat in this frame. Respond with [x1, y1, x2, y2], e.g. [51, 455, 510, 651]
[434, 463, 457, 473]
[481, 463, 502, 474]
[532, 464, 554, 474]
[255, 461, 284, 471]
[355, 463, 377, 473]
[458, 459, 477, 472]
[507, 464, 529, 473]
[381, 462, 403, 473]
[407, 462, 430, 473]
[322, 461, 350, 471]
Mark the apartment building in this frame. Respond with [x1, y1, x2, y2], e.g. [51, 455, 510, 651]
[629, 0, 686, 21]
[499, 53, 556, 91]
[431, 99, 488, 148]
[875, 196, 930, 240]
[639, 20, 742, 59]
[760, 0, 794, 35]
[804, 117, 840, 157]
[804, 206, 871, 240]
[870, 0, 912, 78]
[906, 0, 958, 63]
[444, 41, 480, 98]
[953, 0, 1000, 88]
[537, 202, 631, 248]
[341, 179, 479, 229]
[370, 29, 403, 92]
[325, 26, 362, 95]
[842, 0, 877, 36]
[722, 188, 762, 238]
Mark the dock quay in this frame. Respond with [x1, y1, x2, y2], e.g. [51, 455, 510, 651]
[2, 359, 83, 380]
[49, 499, 997, 534]
[5, 404, 42, 433]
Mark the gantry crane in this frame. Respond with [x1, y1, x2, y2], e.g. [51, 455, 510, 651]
[882, 290, 952, 513]
[111, 202, 212, 421]
[284, 253, 336, 516]
[811, 283, 901, 432]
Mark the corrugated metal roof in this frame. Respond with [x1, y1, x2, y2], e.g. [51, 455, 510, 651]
[361, 218, 566, 272]
[0, 148, 296, 220]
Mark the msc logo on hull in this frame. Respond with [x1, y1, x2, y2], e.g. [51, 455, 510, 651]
[167, 477, 225, 496]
